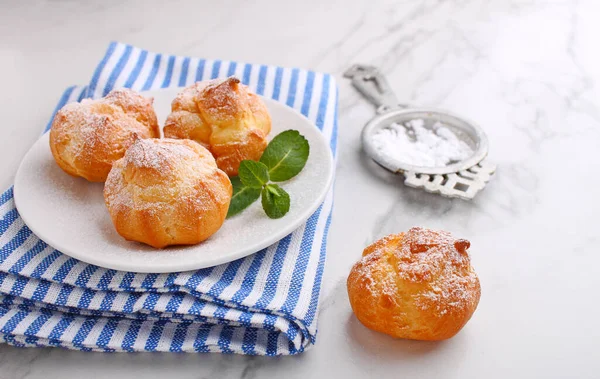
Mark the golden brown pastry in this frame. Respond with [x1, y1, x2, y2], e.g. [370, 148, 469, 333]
[104, 138, 232, 248]
[49, 88, 160, 182]
[347, 227, 480, 341]
[163, 77, 271, 176]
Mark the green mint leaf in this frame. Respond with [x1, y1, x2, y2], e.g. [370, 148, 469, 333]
[227, 176, 261, 218]
[261, 184, 290, 219]
[238, 160, 269, 188]
[260, 130, 309, 182]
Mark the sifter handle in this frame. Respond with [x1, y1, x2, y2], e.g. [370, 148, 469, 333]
[343, 64, 404, 113]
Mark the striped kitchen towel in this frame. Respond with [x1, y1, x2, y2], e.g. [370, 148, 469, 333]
[0, 42, 337, 355]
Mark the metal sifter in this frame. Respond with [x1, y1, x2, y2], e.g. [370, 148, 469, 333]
[344, 64, 496, 200]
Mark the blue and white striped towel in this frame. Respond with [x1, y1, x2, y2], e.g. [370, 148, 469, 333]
[0, 42, 338, 355]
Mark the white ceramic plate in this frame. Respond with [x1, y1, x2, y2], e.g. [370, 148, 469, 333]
[13, 88, 334, 273]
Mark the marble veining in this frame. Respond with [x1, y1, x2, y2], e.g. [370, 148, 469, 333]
[2, 0, 600, 378]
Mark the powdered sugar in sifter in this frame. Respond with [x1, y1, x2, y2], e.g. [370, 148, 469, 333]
[345, 64, 496, 200]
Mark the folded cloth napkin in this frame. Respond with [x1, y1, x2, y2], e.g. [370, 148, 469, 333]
[0, 42, 338, 355]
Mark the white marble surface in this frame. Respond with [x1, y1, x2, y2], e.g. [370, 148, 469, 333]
[2, 0, 600, 377]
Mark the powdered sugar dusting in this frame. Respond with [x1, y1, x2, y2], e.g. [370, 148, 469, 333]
[56, 103, 111, 164]
[105, 88, 150, 111]
[371, 119, 474, 167]
[352, 227, 480, 318]
[200, 77, 244, 122]
[123, 138, 197, 174]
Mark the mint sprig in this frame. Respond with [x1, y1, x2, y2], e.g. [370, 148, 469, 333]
[227, 130, 309, 219]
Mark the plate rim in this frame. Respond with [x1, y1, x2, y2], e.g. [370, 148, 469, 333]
[13, 90, 334, 273]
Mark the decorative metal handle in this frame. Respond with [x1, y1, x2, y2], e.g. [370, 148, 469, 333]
[343, 64, 403, 112]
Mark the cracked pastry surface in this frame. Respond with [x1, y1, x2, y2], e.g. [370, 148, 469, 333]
[347, 227, 481, 341]
[49, 88, 160, 182]
[104, 138, 232, 248]
[163, 77, 271, 176]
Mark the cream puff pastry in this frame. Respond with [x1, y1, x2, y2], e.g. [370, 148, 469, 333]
[163, 77, 271, 176]
[104, 138, 232, 248]
[49, 88, 160, 182]
[347, 227, 481, 341]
